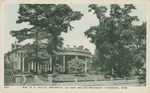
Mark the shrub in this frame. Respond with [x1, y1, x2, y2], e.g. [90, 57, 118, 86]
[67, 58, 85, 75]
[47, 70, 53, 74]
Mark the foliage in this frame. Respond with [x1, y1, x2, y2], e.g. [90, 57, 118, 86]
[4, 60, 11, 69]
[10, 4, 83, 73]
[85, 4, 146, 77]
[4, 56, 17, 70]
[131, 23, 146, 71]
[52, 64, 63, 74]
[67, 58, 85, 75]
[138, 68, 146, 86]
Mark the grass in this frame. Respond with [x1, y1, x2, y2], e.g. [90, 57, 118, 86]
[25, 74, 36, 83]
[4, 76, 15, 84]
[37, 74, 105, 82]
[38, 75, 48, 82]
[37, 74, 137, 83]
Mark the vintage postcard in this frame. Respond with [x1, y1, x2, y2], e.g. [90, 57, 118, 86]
[0, 0, 150, 93]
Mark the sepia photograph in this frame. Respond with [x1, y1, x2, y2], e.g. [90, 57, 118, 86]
[3, 3, 147, 87]
[1, 1, 150, 93]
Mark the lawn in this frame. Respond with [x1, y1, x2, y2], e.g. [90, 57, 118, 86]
[37, 74, 105, 82]
[37, 74, 138, 83]
[25, 74, 36, 83]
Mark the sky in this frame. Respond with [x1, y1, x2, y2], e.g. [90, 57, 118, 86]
[4, 4, 146, 54]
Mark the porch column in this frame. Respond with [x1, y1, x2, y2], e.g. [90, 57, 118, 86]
[40, 65, 42, 72]
[17, 55, 19, 70]
[28, 62, 30, 71]
[38, 63, 41, 73]
[75, 55, 78, 59]
[31, 61, 34, 70]
[37, 62, 39, 73]
[85, 57, 88, 74]
[49, 57, 52, 71]
[45, 62, 47, 72]
[63, 55, 65, 72]
[47, 62, 49, 71]
[22, 57, 25, 72]
[18, 53, 21, 70]
[34, 62, 36, 72]
[33, 62, 35, 71]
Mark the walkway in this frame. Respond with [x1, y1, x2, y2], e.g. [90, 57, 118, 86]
[25, 75, 53, 86]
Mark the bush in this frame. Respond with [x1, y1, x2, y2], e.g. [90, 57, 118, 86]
[33, 72, 38, 75]
[42, 72, 48, 77]
[4, 69, 15, 84]
[88, 69, 96, 75]
[74, 74, 86, 77]
[47, 70, 53, 74]
[30, 70, 34, 74]
[4, 69, 12, 76]
[4, 76, 15, 84]
[67, 58, 85, 75]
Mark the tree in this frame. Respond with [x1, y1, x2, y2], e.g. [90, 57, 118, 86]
[67, 58, 85, 75]
[10, 4, 83, 74]
[85, 4, 145, 77]
[131, 23, 146, 72]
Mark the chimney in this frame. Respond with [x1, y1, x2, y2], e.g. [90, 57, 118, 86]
[11, 43, 14, 50]
[11, 41, 17, 50]
[14, 41, 17, 49]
